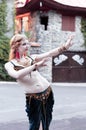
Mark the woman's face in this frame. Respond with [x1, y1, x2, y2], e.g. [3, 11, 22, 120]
[18, 39, 30, 54]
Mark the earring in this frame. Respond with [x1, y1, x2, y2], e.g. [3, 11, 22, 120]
[16, 51, 20, 59]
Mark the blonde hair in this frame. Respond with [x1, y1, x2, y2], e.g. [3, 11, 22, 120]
[9, 33, 28, 61]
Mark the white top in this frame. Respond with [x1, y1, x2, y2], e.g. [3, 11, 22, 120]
[5, 55, 50, 94]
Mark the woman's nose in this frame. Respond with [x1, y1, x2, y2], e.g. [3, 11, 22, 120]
[27, 44, 31, 48]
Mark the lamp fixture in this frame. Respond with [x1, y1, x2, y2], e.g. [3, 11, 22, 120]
[40, 1, 42, 7]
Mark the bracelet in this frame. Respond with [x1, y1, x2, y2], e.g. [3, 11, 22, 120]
[32, 64, 37, 71]
[62, 45, 67, 51]
[35, 64, 38, 69]
[58, 45, 67, 53]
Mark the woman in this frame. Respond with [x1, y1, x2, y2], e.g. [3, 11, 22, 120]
[5, 33, 74, 130]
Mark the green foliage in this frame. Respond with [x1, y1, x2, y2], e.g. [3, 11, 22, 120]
[0, 36, 15, 81]
[81, 17, 86, 47]
[0, 0, 15, 81]
[0, 36, 10, 61]
[0, 60, 15, 81]
[0, 0, 7, 35]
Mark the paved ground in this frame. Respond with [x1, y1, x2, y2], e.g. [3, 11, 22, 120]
[1, 118, 86, 130]
[0, 82, 86, 130]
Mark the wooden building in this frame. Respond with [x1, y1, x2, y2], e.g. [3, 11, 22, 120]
[15, 0, 86, 82]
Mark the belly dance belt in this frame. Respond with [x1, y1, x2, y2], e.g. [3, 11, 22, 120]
[25, 86, 52, 102]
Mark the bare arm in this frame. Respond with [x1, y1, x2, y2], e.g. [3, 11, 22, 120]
[4, 59, 47, 79]
[35, 35, 74, 61]
[5, 62, 36, 79]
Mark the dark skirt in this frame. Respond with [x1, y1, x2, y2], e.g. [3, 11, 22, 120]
[25, 87, 54, 130]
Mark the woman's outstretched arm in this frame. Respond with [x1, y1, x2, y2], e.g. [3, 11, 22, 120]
[35, 35, 74, 61]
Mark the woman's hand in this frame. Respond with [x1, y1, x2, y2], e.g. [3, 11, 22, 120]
[64, 35, 75, 49]
[35, 58, 50, 69]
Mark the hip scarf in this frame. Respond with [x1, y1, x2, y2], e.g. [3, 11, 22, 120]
[25, 86, 54, 130]
[26, 86, 52, 103]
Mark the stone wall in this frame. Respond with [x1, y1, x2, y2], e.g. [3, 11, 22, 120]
[30, 10, 86, 82]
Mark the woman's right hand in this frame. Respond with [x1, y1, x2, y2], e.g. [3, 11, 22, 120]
[35, 58, 49, 69]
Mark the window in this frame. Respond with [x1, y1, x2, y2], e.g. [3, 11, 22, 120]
[62, 15, 75, 31]
[15, 18, 22, 33]
[22, 16, 29, 32]
[15, 13, 30, 33]
[40, 16, 48, 30]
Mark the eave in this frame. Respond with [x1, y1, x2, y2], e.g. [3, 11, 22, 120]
[16, 0, 86, 16]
